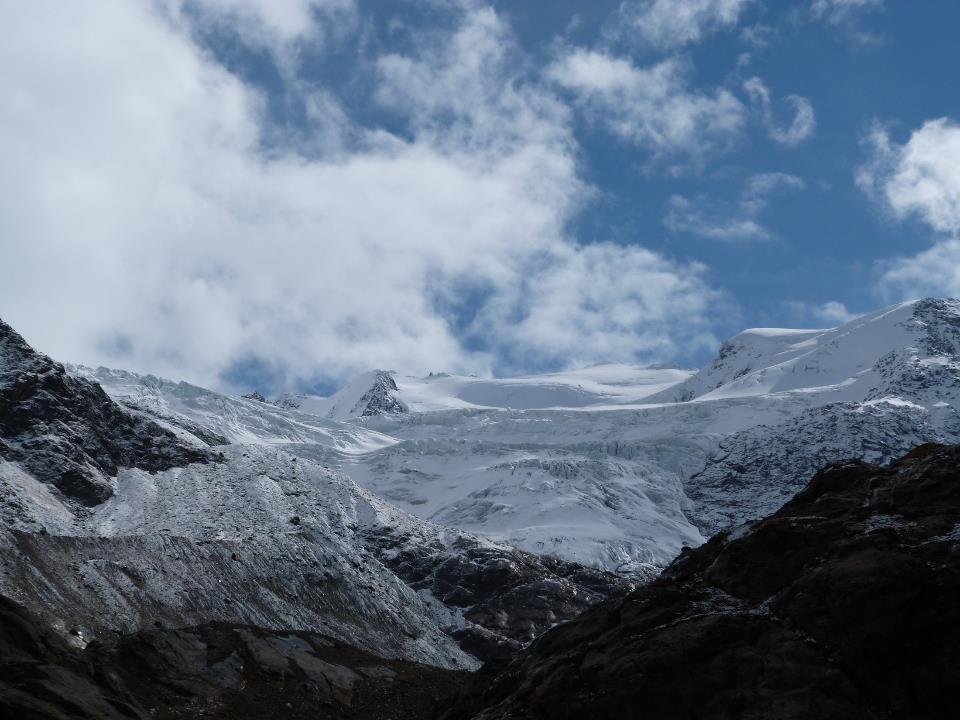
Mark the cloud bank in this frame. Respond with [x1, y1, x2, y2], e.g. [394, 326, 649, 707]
[0, 1, 722, 392]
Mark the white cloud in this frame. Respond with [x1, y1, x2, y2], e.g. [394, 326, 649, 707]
[739, 23, 774, 48]
[859, 118, 960, 299]
[811, 0, 883, 24]
[474, 243, 723, 369]
[785, 300, 857, 326]
[666, 172, 805, 241]
[744, 77, 816, 146]
[376, 8, 572, 157]
[859, 119, 960, 234]
[878, 240, 960, 300]
[0, 1, 722, 391]
[811, 301, 856, 324]
[616, 0, 756, 49]
[547, 50, 746, 161]
[165, 0, 357, 73]
[178, 0, 352, 41]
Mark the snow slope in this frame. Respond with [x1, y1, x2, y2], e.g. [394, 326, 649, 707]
[71, 366, 399, 456]
[1, 444, 476, 669]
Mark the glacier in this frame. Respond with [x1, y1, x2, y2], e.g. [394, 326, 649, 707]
[71, 298, 960, 577]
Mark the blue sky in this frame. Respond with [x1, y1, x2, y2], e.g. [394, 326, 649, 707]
[2, 0, 960, 394]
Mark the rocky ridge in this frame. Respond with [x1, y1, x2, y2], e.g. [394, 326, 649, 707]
[0, 319, 214, 509]
[6, 442, 958, 719]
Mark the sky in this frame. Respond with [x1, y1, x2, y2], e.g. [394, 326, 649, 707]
[2, 0, 960, 395]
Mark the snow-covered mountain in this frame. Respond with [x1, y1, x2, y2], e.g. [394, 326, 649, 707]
[648, 298, 960, 404]
[4, 297, 959, 674]
[0, 320, 627, 670]
[53, 298, 960, 578]
[259, 298, 960, 574]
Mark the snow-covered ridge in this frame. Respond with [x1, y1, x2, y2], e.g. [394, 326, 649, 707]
[274, 363, 695, 417]
[275, 370, 408, 420]
[649, 299, 959, 403]
[70, 365, 400, 457]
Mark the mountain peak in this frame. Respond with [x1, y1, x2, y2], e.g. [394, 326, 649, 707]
[270, 370, 407, 421]
[648, 298, 960, 404]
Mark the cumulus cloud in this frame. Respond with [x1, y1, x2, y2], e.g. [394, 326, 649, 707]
[811, 0, 883, 24]
[166, 0, 357, 73]
[666, 172, 805, 241]
[858, 118, 960, 299]
[547, 50, 745, 161]
[858, 119, 960, 234]
[0, 1, 722, 392]
[473, 243, 723, 369]
[743, 77, 816, 146]
[616, 0, 756, 49]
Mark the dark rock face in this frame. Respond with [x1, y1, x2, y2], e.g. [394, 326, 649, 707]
[359, 371, 406, 416]
[0, 594, 467, 720]
[0, 319, 213, 506]
[273, 394, 302, 410]
[365, 531, 631, 661]
[445, 443, 960, 720]
[0, 594, 149, 719]
[242, 390, 266, 403]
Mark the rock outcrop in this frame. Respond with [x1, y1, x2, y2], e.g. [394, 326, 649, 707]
[0, 319, 213, 506]
[356, 371, 407, 417]
[364, 529, 630, 661]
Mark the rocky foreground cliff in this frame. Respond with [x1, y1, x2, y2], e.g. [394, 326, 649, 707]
[3, 443, 958, 718]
